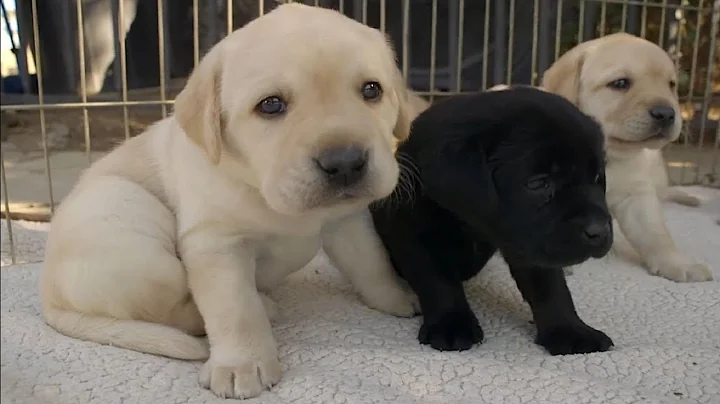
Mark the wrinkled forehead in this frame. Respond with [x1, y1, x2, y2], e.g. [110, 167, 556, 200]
[501, 117, 605, 175]
[583, 41, 677, 84]
[220, 20, 396, 105]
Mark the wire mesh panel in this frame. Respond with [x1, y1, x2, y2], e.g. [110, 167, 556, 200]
[0, 0, 718, 265]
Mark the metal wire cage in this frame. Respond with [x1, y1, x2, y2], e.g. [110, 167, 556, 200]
[1, 0, 719, 266]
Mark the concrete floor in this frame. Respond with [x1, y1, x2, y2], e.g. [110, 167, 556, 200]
[1, 144, 106, 220]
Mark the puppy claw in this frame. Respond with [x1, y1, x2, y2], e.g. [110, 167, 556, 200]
[418, 309, 483, 351]
[536, 323, 613, 355]
[200, 355, 282, 399]
[648, 253, 713, 282]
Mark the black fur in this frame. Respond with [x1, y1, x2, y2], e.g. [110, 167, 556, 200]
[370, 87, 614, 355]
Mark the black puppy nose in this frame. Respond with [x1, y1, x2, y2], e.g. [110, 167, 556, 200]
[314, 147, 369, 187]
[649, 104, 675, 127]
[582, 221, 610, 245]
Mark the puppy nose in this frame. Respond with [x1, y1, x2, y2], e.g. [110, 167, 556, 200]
[314, 147, 369, 187]
[649, 104, 676, 127]
[582, 221, 611, 246]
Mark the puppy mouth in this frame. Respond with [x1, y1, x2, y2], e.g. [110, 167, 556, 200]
[608, 130, 669, 147]
[333, 188, 370, 200]
[307, 185, 374, 210]
[507, 239, 612, 268]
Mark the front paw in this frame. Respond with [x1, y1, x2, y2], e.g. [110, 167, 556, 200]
[536, 322, 613, 355]
[200, 351, 282, 399]
[648, 252, 713, 282]
[418, 309, 483, 351]
[360, 283, 421, 318]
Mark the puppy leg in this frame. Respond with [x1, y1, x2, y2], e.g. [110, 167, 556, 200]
[647, 150, 701, 207]
[612, 189, 712, 282]
[508, 264, 613, 355]
[372, 218, 488, 351]
[180, 232, 281, 399]
[391, 236, 485, 351]
[322, 210, 420, 318]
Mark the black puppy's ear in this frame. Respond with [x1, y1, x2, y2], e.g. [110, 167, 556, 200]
[420, 140, 499, 223]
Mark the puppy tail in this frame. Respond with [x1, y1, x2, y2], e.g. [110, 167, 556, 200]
[657, 187, 701, 207]
[43, 305, 209, 360]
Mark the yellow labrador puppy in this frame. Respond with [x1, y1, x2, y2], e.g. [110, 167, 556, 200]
[542, 32, 712, 282]
[41, 3, 418, 399]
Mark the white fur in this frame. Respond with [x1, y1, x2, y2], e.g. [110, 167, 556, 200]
[41, 4, 418, 400]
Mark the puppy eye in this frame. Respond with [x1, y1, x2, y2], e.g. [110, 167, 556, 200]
[256, 96, 287, 116]
[608, 78, 631, 90]
[669, 80, 677, 89]
[362, 82, 383, 101]
[527, 174, 551, 191]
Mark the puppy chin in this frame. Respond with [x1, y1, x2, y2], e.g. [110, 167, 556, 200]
[508, 242, 612, 269]
[608, 127, 678, 150]
[514, 255, 594, 269]
[263, 192, 313, 217]
[270, 185, 385, 219]
[263, 162, 398, 216]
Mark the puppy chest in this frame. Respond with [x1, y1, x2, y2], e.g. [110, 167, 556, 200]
[605, 157, 656, 203]
[254, 235, 322, 290]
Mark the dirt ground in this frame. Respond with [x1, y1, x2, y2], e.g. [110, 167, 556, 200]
[1, 80, 187, 154]
[2, 106, 165, 153]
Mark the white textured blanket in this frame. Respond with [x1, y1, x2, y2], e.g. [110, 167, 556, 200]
[2, 187, 720, 404]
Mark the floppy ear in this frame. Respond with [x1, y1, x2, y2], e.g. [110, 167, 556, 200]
[391, 72, 414, 142]
[419, 138, 499, 223]
[383, 38, 414, 142]
[541, 43, 589, 105]
[406, 90, 430, 120]
[487, 84, 511, 92]
[173, 43, 225, 165]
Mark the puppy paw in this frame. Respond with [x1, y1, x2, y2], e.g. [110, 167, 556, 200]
[419, 309, 483, 351]
[648, 253, 713, 282]
[668, 192, 701, 207]
[360, 283, 421, 318]
[659, 188, 702, 207]
[200, 352, 282, 399]
[536, 322, 613, 355]
[678, 194, 701, 207]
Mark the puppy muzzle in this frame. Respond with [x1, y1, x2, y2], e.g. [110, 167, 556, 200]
[644, 103, 679, 142]
[313, 146, 370, 189]
[582, 219, 613, 258]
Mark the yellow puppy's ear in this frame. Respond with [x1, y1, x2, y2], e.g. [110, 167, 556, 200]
[487, 84, 511, 92]
[392, 81, 414, 142]
[382, 37, 414, 143]
[173, 43, 225, 165]
[406, 90, 430, 120]
[541, 42, 590, 105]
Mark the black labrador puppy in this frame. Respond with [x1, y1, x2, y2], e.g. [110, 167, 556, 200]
[370, 87, 614, 355]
